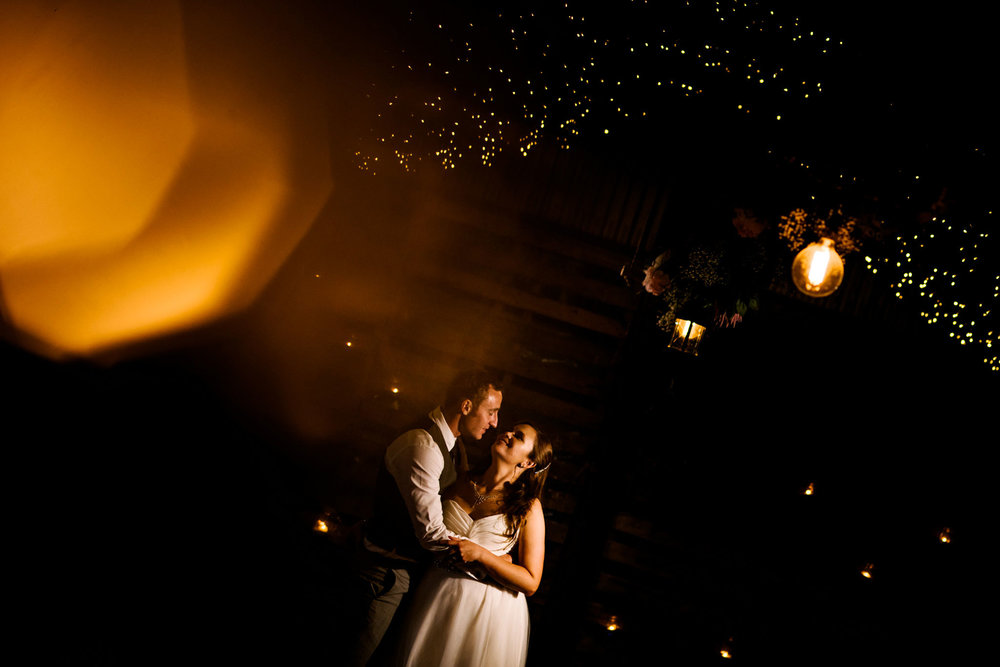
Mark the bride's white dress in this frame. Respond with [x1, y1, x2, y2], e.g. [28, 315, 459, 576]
[397, 499, 529, 666]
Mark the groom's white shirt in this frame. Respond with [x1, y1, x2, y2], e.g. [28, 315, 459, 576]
[382, 406, 456, 552]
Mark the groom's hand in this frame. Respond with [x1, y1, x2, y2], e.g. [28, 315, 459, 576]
[444, 537, 512, 563]
[448, 536, 485, 563]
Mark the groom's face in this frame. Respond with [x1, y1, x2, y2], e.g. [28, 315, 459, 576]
[459, 386, 502, 441]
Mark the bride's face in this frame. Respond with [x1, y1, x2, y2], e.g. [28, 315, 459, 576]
[492, 424, 538, 469]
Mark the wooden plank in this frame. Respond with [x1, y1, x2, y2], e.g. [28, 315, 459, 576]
[627, 186, 658, 249]
[545, 521, 569, 545]
[544, 488, 579, 516]
[425, 230, 639, 311]
[370, 294, 612, 400]
[368, 341, 605, 427]
[413, 264, 628, 338]
[383, 281, 622, 372]
[391, 331, 607, 400]
[503, 384, 604, 429]
[435, 198, 635, 271]
[638, 186, 669, 252]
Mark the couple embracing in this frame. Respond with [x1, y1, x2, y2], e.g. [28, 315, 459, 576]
[349, 371, 554, 666]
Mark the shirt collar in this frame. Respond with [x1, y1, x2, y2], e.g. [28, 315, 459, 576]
[429, 406, 458, 451]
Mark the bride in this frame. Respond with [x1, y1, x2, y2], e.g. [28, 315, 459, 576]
[396, 422, 553, 667]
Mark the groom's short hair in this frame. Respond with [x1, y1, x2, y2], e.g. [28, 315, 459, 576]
[444, 370, 503, 408]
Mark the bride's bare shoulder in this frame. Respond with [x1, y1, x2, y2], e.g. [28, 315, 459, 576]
[528, 497, 544, 517]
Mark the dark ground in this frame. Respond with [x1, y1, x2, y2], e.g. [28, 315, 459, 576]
[6, 282, 993, 663]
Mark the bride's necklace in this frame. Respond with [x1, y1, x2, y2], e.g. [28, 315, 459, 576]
[469, 479, 502, 507]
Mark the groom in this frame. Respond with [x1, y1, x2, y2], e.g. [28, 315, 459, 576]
[348, 370, 503, 665]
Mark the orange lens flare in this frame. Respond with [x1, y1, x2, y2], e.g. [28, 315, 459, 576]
[1, 2, 331, 358]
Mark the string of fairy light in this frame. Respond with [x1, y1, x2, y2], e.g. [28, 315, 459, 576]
[316, 330, 970, 660]
[311, 274, 980, 660]
[340, 4, 985, 659]
[355, 0, 844, 173]
[864, 213, 997, 372]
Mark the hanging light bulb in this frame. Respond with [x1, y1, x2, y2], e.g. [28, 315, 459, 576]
[791, 237, 844, 297]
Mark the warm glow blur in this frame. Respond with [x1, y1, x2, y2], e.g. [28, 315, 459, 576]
[803, 482, 815, 495]
[605, 616, 619, 632]
[938, 527, 951, 544]
[0, 2, 331, 358]
[391, 387, 401, 394]
[314, 519, 329, 533]
[861, 563, 874, 579]
[808, 244, 831, 284]
[791, 238, 844, 298]
[720, 649, 732, 659]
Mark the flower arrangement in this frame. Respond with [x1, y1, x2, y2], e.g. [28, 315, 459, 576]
[637, 206, 864, 342]
[643, 231, 775, 336]
[778, 207, 861, 257]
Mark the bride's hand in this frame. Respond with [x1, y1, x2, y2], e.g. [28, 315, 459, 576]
[448, 536, 486, 563]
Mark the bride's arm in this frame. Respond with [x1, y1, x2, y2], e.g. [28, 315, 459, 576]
[449, 499, 545, 596]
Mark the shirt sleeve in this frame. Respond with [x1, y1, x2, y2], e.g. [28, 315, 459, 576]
[385, 430, 450, 551]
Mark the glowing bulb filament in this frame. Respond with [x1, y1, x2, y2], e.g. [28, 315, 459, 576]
[808, 246, 831, 286]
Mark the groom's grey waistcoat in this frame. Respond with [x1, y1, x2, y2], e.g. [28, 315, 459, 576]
[365, 415, 452, 563]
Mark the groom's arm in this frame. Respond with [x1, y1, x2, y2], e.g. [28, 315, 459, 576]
[386, 430, 449, 551]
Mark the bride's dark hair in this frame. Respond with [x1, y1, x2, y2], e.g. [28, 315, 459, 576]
[502, 423, 554, 538]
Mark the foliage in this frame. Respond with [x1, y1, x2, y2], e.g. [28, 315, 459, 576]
[778, 207, 861, 256]
[645, 231, 776, 334]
